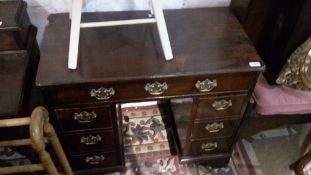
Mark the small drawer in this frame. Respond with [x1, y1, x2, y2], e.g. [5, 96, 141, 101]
[71, 152, 123, 170]
[196, 94, 248, 120]
[46, 72, 255, 106]
[191, 119, 239, 139]
[190, 137, 233, 155]
[64, 131, 117, 154]
[55, 106, 114, 133]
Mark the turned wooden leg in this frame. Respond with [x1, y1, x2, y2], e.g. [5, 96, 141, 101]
[30, 107, 73, 175]
[44, 122, 74, 175]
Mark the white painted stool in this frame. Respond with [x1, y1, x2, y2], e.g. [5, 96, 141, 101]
[68, 0, 173, 69]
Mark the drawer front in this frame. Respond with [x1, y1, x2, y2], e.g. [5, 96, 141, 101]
[71, 152, 123, 170]
[64, 131, 117, 154]
[190, 137, 233, 155]
[46, 72, 256, 106]
[55, 106, 114, 133]
[191, 119, 239, 139]
[196, 94, 248, 120]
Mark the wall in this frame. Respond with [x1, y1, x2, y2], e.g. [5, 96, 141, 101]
[24, 0, 231, 43]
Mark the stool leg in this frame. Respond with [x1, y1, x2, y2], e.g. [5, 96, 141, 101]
[69, 0, 73, 19]
[149, 0, 154, 17]
[44, 122, 73, 175]
[68, 0, 83, 69]
[38, 150, 59, 175]
[151, 0, 173, 61]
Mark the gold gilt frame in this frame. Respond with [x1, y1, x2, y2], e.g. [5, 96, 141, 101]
[276, 36, 311, 90]
[301, 52, 311, 89]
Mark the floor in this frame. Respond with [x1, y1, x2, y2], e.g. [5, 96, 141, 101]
[234, 123, 311, 175]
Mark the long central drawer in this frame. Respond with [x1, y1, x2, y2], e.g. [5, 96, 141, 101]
[44, 72, 256, 106]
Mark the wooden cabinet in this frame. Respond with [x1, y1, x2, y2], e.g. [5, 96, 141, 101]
[0, 1, 39, 162]
[0, 1, 33, 51]
[36, 8, 264, 173]
[0, 0, 38, 118]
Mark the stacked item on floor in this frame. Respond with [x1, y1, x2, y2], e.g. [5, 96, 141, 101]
[0, 0, 40, 166]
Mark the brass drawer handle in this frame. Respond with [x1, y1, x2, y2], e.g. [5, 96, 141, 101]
[212, 99, 232, 111]
[73, 111, 97, 123]
[201, 142, 218, 152]
[195, 79, 217, 92]
[80, 135, 102, 145]
[144, 81, 168, 95]
[90, 87, 115, 100]
[85, 155, 105, 165]
[205, 122, 224, 133]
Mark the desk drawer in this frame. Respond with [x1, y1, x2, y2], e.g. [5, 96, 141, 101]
[46, 72, 255, 106]
[71, 151, 123, 170]
[190, 137, 233, 155]
[64, 130, 117, 154]
[55, 105, 114, 133]
[191, 119, 239, 139]
[196, 94, 248, 120]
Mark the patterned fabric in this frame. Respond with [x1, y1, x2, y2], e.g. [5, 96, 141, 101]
[123, 106, 170, 157]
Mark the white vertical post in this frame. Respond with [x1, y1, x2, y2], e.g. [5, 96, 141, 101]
[69, 0, 73, 19]
[151, 0, 173, 60]
[68, 0, 83, 69]
[149, 0, 154, 17]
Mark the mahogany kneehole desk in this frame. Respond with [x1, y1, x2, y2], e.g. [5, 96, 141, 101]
[36, 8, 264, 173]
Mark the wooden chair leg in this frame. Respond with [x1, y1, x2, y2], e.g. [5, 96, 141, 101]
[30, 107, 73, 175]
[290, 151, 311, 175]
[0, 107, 73, 174]
[38, 150, 59, 175]
[44, 122, 74, 175]
[0, 164, 45, 174]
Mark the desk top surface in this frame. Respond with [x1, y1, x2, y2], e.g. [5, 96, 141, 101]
[36, 8, 264, 87]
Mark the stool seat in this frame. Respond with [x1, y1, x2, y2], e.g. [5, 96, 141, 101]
[253, 74, 311, 115]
